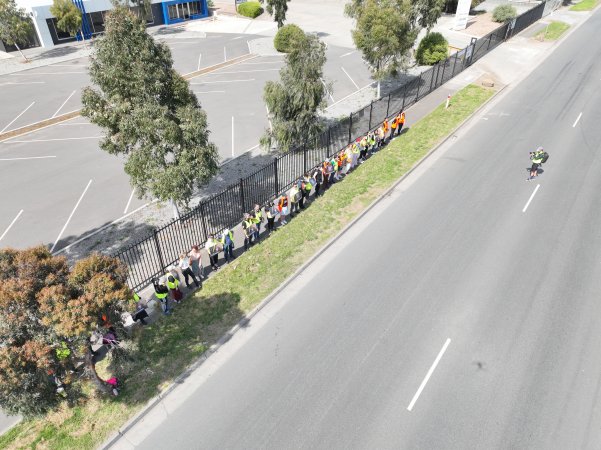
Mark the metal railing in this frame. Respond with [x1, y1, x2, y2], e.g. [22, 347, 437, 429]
[113, 2, 546, 290]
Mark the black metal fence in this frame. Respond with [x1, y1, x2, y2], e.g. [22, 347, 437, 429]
[114, 2, 546, 290]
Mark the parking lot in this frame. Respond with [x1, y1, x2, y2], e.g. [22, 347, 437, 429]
[0, 25, 373, 252]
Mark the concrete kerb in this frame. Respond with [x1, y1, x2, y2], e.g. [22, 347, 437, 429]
[0, 53, 257, 143]
[100, 82, 505, 450]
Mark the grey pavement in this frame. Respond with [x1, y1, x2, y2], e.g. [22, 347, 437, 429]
[106, 6, 601, 450]
[0, 413, 20, 436]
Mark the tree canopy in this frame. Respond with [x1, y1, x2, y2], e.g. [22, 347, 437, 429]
[266, 0, 289, 28]
[49, 0, 83, 42]
[81, 6, 219, 212]
[0, 0, 34, 61]
[347, 0, 417, 80]
[0, 247, 132, 416]
[262, 32, 328, 152]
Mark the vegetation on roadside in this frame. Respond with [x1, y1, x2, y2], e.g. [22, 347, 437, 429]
[0, 83, 494, 450]
[569, 0, 598, 11]
[81, 6, 219, 218]
[416, 32, 449, 65]
[266, 0, 289, 27]
[237, 1, 264, 18]
[273, 23, 306, 53]
[0, 0, 34, 61]
[535, 21, 570, 40]
[492, 4, 517, 23]
[262, 32, 328, 152]
[0, 248, 132, 417]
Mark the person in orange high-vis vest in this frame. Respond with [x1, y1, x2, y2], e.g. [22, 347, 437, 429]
[382, 119, 390, 143]
[396, 111, 406, 136]
[390, 115, 398, 137]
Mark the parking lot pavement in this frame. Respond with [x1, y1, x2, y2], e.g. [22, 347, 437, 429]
[0, 118, 148, 249]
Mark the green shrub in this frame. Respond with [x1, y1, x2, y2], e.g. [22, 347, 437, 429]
[415, 32, 449, 66]
[492, 4, 517, 22]
[274, 23, 306, 53]
[237, 1, 263, 18]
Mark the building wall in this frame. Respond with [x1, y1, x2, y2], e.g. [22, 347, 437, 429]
[8, 0, 206, 49]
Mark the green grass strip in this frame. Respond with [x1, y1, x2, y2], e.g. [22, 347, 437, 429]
[0, 83, 494, 450]
[535, 21, 570, 40]
[569, 0, 599, 11]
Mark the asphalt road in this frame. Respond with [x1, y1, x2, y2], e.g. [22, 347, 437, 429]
[128, 10, 601, 450]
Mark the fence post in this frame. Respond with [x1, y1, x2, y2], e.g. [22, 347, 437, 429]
[452, 51, 459, 77]
[368, 101, 373, 130]
[429, 65, 436, 92]
[440, 59, 447, 85]
[415, 72, 422, 102]
[273, 157, 279, 196]
[152, 230, 166, 271]
[327, 127, 332, 155]
[486, 33, 493, 50]
[199, 201, 209, 241]
[386, 93, 391, 117]
[348, 113, 353, 144]
[303, 142, 307, 174]
[239, 178, 246, 213]
[467, 37, 477, 66]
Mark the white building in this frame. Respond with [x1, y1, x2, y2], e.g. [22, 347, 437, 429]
[1, 0, 209, 51]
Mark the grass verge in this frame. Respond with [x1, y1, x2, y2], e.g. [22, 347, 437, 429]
[569, 0, 599, 10]
[0, 83, 495, 450]
[535, 21, 570, 40]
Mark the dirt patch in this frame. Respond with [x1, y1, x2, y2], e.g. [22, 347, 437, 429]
[464, 13, 504, 38]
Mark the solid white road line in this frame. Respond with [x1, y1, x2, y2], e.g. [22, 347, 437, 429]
[522, 184, 540, 213]
[1, 101, 35, 133]
[0, 155, 56, 161]
[52, 90, 77, 118]
[191, 79, 255, 84]
[231, 116, 235, 158]
[50, 179, 93, 252]
[4, 136, 101, 143]
[231, 36, 243, 40]
[572, 112, 582, 128]
[0, 210, 23, 242]
[208, 68, 279, 75]
[407, 338, 451, 412]
[224, 46, 227, 62]
[197, 52, 202, 71]
[341, 66, 360, 90]
[238, 61, 283, 65]
[247, 40, 251, 53]
[123, 188, 136, 214]
[339, 51, 356, 58]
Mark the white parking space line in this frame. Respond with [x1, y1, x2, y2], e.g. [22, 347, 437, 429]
[340, 51, 356, 58]
[238, 61, 283, 65]
[231, 36, 244, 40]
[50, 179, 93, 252]
[321, 78, 335, 103]
[191, 79, 255, 84]
[326, 82, 374, 111]
[341, 66, 360, 90]
[0, 155, 56, 161]
[0, 81, 45, 87]
[209, 68, 280, 75]
[194, 90, 226, 94]
[123, 188, 136, 214]
[1, 101, 35, 133]
[197, 52, 202, 71]
[572, 112, 582, 127]
[231, 116, 235, 157]
[0, 210, 23, 242]
[522, 184, 540, 213]
[52, 90, 77, 118]
[247, 40, 251, 53]
[9, 72, 86, 75]
[4, 136, 101, 143]
[407, 338, 451, 412]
